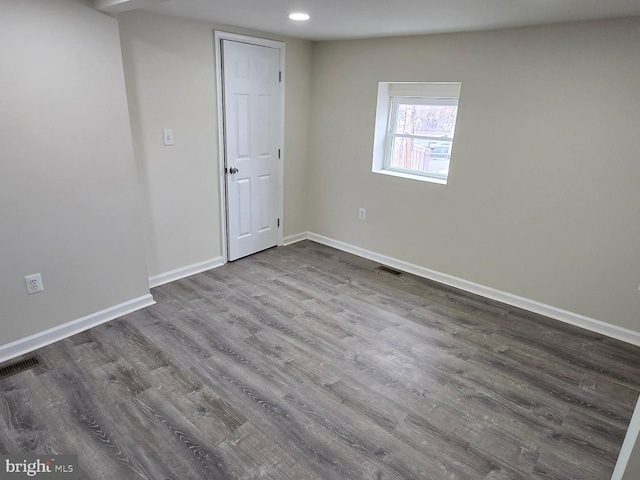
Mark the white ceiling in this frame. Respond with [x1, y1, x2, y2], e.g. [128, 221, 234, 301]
[138, 0, 640, 40]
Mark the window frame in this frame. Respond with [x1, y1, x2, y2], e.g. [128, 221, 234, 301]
[372, 82, 461, 185]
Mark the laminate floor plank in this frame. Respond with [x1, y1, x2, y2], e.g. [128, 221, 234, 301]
[39, 372, 155, 480]
[213, 422, 323, 480]
[196, 358, 392, 480]
[1, 240, 639, 479]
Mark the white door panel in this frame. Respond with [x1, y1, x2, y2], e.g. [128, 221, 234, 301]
[258, 174, 271, 232]
[223, 40, 281, 261]
[234, 94, 251, 160]
[237, 178, 252, 237]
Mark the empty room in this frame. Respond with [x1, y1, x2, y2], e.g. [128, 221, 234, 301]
[1, 0, 640, 478]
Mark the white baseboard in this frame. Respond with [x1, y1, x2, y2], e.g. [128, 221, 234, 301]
[0, 293, 155, 364]
[306, 232, 640, 347]
[282, 232, 309, 246]
[149, 257, 225, 288]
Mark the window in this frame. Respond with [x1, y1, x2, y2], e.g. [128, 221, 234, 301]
[372, 82, 461, 184]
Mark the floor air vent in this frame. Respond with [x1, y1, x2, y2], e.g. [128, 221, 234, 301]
[0, 355, 43, 380]
[378, 265, 403, 276]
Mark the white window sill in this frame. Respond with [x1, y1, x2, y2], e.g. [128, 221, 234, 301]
[372, 168, 448, 185]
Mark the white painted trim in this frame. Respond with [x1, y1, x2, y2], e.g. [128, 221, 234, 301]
[373, 168, 448, 185]
[306, 232, 640, 347]
[214, 32, 284, 50]
[0, 294, 155, 364]
[283, 232, 308, 246]
[213, 31, 286, 259]
[612, 395, 640, 479]
[148, 257, 225, 288]
[214, 32, 229, 264]
[94, 0, 168, 14]
[278, 42, 286, 248]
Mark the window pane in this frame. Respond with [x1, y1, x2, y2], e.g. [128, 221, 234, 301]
[393, 103, 458, 138]
[388, 136, 451, 177]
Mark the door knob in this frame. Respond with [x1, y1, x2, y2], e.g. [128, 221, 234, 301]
[229, 167, 239, 174]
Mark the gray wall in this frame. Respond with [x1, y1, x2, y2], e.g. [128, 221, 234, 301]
[1, 5, 638, 478]
[307, 18, 640, 331]
[0, 0, 150, 345]
[118, 11, 313, 278]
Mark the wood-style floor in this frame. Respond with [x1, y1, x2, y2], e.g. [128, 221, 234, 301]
[1, 241, 639, 479]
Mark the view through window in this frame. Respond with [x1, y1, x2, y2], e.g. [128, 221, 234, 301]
[386, 98, 458, 180]
[372, 82, 461, 184]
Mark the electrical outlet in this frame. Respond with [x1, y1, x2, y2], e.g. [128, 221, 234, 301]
[24, 273, 44, 295]
[358, 208, 367, 220]
[163, 129, 174, 146]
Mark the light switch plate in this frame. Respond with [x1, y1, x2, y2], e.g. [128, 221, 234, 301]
[163, 129, 174, 146]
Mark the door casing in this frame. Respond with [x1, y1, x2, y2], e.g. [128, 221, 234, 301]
[214, 31, 285, 263]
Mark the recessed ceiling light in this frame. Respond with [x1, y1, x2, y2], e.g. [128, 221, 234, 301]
[288, 12, 310, 21]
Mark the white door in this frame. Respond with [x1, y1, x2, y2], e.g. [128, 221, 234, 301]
[222, 39, 282, 261]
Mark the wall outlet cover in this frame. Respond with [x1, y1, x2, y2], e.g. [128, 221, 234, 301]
[24, 273, 44, 295]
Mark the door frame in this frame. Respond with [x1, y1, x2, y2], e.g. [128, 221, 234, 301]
[214, 31, 285, 263]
